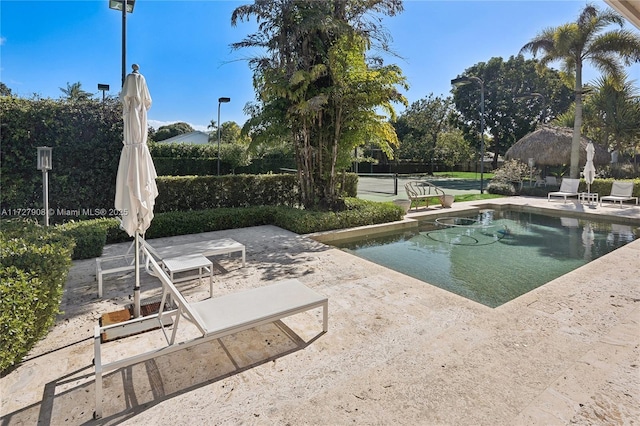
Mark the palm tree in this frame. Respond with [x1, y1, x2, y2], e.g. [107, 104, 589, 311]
[59, 82, 93, 101]
[520, 4, 640, 178]
[585, 73, 640, 171]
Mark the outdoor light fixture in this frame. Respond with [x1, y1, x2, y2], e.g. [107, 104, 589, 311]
[217, 97, 231, 176]
[109, 0, 136, 86]
[528, 158, 535, 187]
[98, 83, 110, 102]
[451, 75, 485, 194]
[37, 146, 52, 226]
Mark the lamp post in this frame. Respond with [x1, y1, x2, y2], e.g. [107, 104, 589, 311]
[97, 83, 110, 102]
[451, 76, 485, 194]
[217, 97, 230, 176]
[108, 0, 136, 87]
[37, 147, 52, 226]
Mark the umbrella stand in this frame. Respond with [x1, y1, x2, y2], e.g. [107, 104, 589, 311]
[133, 232, 141, 318]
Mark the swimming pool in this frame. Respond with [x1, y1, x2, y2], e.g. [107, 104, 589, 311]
[332, 209, 638, 308]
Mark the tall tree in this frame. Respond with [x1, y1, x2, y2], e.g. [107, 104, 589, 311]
[520, 3, 640, 178]
[394, 94, 453, 173]
[584, 73, 640, 168]
[154, 122, 194, 141]
[452, 56, 572, 169]
[59, 82, 92, 101]
[0, 82, 12, 96]
[232, 0, 406, 209]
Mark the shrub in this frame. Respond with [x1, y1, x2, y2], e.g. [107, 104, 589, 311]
[488, 160, 531, 195]
[99, 198, 403, 243]
[0, 219, 74, 373]
[271, 198, 404, 234]
[0, 97, 123, 220]
[56, 220, 108, 259]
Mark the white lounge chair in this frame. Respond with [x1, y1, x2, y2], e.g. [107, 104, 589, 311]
[96, 237, 246, 297]
[547, 178, 580, 203]
[93, 246, 328, 419]
[600, 181, 638, 208]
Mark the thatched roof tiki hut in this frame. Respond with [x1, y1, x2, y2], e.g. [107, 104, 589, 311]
[505, 125, 610, 168]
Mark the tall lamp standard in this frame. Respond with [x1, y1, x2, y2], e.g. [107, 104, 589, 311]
[108, 0, 136, 87]
[217, 97, 231, 176]
[451, 76, 485, 194]
[37, 147, 52, 226]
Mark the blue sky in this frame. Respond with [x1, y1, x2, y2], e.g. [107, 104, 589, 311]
[2, 0, 639, 132]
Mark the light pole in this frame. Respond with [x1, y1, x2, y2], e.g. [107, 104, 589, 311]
[109, 0, 136, 87]
[98, 83, 110, 102]
[217, 97, 230, 176]
[451, 76, 485, 194]
[37, 147, 52, 226]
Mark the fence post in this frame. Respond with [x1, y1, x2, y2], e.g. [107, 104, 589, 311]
[394, 173, 398, 195]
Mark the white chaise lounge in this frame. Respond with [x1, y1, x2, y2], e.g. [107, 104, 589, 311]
[547, 178, 580, 203]
[94, 246, 328, 419]
[96, 237, 246, 297]
[600, 181, 638, 208]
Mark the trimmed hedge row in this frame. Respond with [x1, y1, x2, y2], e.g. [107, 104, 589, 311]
[154, 173, 359, 212]
[54, 198, 403, 257]
[492, 178, 640, 197]
[0, 219, 74, 373]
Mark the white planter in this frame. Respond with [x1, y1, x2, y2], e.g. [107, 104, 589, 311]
[439, 195, 455, 208]
[393, 199, 412, 213]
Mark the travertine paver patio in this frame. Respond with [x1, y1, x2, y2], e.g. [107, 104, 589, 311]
[1, 196, 638, 425]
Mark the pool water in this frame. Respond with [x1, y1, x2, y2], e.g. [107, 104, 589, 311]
[334, 210, 638, 308]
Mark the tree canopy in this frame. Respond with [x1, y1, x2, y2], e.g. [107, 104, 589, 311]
[520, 3, 640, 178]
[232, 0, 406, 209]
[452, 55, 573, 168]
[59, 82, 93, 101]
[154, 122, 195, 142]
[393, 94, 453, 172]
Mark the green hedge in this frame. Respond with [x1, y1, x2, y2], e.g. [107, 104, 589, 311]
[514, 178, 640, 197]
[75, 197, 400, 244]
[121, 172, 355, 213]
[56, 220, 108, 260]
[0, 97, 123, 219]
[0, 219, 74, 373]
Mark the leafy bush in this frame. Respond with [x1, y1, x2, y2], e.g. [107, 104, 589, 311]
[487, 181, 519, 196]
[271, 198, 403, 234]
[155, 174, 302, 212]
[0, 97, 123, 220]
[98, 198, 403, 243]
[491, 160, 530, 184]
[487, 160, 531, 195]
[0, 219, 74, 373]
[56, 220, 108, 259]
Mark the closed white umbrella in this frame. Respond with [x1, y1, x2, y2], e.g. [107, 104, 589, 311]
[114, 64, 157, 318]
[583, 141, 596, 194]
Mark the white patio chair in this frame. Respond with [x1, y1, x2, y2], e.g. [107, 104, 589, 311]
[93, 246, 328, 419]
[600, 181, 638, 208]
[547, 178, 580, 203]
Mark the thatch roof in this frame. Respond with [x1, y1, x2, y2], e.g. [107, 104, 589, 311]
[505, 125, 611, 166]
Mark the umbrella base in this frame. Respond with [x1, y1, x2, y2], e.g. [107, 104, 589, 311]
[99, 301, 172, 343]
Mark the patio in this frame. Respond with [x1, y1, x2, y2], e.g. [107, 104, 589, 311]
[1, 197, 639, 425]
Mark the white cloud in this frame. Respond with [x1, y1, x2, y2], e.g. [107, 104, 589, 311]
[0, 37, 6, 46]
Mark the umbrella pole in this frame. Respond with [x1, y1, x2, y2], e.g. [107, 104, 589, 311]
[133, 232, 141, 318]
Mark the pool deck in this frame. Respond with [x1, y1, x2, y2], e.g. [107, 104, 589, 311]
[1, 196, 639, 425]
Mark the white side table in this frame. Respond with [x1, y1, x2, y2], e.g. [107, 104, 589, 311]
[163, 254, 214, 297]
[578, 192, 598, 205]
